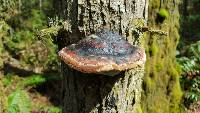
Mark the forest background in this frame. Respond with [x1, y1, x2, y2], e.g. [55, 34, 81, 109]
[0, 0, 200, 113]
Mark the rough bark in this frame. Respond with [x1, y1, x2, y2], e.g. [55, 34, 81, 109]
[56, 0, 148, 113]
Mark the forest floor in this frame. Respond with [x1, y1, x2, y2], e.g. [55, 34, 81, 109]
[188, 101, 200, 113]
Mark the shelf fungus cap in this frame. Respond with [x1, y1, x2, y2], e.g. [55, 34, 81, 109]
[58, 29, 146, 76]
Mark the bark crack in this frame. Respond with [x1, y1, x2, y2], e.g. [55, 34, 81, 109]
[86, 0, 94, 32]
[118, 5, 122, 34]
[73, 71, 80, 113]
[98, 78, 103, 113]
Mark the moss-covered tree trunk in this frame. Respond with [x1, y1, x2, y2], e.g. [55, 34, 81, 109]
[141, 0, 184, 113]
[55, 0, 148, 113]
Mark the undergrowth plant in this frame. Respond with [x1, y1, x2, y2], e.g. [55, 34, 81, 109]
[2, 73, 62, 113]
[7, 90, 31, 113]
[177, 41, 200, 106]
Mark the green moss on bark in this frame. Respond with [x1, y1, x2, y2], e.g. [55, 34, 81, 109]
[141, 0, 185, 113]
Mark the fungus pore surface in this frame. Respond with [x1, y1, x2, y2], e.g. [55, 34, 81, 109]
[58, 29, 146, 75]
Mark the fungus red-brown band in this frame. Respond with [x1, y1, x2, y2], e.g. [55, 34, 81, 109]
[58, 47, 145, 73]
[58, 29, 146, 75]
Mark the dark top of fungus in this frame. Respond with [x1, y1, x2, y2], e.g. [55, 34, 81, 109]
[58, 29, 146, 76]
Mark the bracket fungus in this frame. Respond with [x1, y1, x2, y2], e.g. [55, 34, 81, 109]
[58, 29, 146, 76]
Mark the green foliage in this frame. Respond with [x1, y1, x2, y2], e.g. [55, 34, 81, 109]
[41, 106, 61, 113]
[34, 105, 62, 113]
[29, 9, 47, 31]
[181, 76, 200, 105]
[177, 41, 200, 105]
[0, 0, 17, 20]
[177, 41, 200, 75]
[0, 0, 15, 9]
[187, 41, 200, 58]
[20, 74, 61, 87]
[0, 73, 61, 112]
[177, 57, 199, 73]
[7, 90, 31, 113]
[21, 75, 46, 86]
[2, 74, 13, 87]
[185, 89, 200, 102]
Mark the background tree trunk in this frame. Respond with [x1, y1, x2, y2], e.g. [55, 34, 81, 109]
[56, 0, 148, 113]
[141, 0, 184, 113]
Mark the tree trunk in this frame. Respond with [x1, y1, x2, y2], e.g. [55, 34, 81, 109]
[56, 0, 148, 113]
[141, 0, 184, 113]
